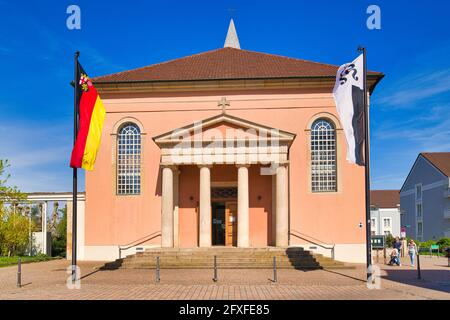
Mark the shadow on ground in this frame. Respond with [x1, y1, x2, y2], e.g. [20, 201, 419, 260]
[381, 268, 450, 294]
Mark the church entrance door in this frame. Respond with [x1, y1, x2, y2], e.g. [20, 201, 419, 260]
[211, 201, 237, 246]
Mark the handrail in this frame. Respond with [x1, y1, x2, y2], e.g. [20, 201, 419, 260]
[290, 229, 335, 259]
[118, 231, 161, 258]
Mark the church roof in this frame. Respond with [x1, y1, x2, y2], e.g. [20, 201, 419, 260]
[93, 47, 383, 84]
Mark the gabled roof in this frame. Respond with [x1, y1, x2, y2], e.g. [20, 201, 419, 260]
[152, 113, 296, 144]
[370, 190, 399, 209]
[421, 152, 450, 177]
[93, 47, 383, 84]
[400, 152, 450, 192]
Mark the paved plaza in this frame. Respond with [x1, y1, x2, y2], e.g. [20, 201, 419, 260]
[0, 256, 449, 300]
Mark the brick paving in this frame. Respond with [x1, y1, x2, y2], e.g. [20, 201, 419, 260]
[0, 256, 448, 300]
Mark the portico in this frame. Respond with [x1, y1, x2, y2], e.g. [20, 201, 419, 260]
[153, 113, 295, 248]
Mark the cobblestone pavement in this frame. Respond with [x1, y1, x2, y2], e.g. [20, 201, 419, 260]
[0, 256, 448, 300]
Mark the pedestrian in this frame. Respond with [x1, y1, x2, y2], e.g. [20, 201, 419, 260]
[393, 237, 402, 266]
[408, 239, 418, 267]
[389, 248, 400, 266]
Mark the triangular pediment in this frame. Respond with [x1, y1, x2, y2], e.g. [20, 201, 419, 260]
[153, 113, 296, 145]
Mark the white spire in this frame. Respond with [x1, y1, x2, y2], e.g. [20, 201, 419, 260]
[224, 19, 240, 49]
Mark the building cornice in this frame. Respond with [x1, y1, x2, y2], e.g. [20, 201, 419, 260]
[95, 75, 383, 95]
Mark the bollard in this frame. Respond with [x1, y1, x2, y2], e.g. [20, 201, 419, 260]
[156, 256, 160, 283]
[417, 253, 422, 280]
[273, 256, 277, 282]
[17, 257, 21, 288]
[213, 255, 218, 282]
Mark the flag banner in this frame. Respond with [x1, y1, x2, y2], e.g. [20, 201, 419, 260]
[333, 54, 365, 165]
[70, 63, 106, 170]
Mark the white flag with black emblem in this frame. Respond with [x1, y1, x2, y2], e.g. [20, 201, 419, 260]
[333, 54, 365, 165]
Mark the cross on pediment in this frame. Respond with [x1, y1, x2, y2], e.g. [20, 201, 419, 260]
[218, 97, 230, 114]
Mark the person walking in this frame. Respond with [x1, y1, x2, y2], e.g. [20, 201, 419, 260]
[408, 239, 418, 267]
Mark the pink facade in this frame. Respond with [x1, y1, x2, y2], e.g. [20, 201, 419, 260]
[81, 86, 376, 262]
[75, 42, 383, 263]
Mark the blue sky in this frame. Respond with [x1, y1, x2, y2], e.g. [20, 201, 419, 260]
[0, 0, 449, 192]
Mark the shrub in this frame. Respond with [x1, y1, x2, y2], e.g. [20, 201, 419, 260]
[418, 239, 436, 249]
[0, 159, 31, 256]
[436, 237, 450, 253]
[385, 234, 395, 248]
[51, 206, 67, 257]
[0, 209, 34, 256]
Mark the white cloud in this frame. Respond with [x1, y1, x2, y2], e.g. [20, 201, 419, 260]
[377, 68, 450, 107]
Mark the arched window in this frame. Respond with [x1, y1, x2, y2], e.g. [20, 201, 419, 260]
[311, 119, 337, 192]
[117, 123, 141, 195]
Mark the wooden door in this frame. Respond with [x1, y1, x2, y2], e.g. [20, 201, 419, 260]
[225, 202, 237, 246]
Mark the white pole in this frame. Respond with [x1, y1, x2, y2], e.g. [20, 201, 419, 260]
[28, 206, 32, 256]
[42, 201, 48, 255]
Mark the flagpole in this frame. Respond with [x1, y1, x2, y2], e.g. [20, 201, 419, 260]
[358, 46, 372, 281]
[72, 51, 80, 284]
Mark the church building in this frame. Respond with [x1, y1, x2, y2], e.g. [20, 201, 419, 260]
[71, 20, 383, 263]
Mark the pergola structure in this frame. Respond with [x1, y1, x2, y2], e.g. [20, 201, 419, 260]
[3, 192, 85, 256]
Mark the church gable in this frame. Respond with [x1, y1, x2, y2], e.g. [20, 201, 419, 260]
[153, 113, 295, 145]
[152, 113, 295, 166]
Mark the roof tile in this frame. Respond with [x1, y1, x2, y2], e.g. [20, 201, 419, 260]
[371, 190, 400, 209]
[421, 152, 450, 177]
[93, 47, 382, 83]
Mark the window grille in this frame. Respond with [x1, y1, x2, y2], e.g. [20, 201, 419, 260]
[117, 123, 141, 195]
[311, 119, 337, 192]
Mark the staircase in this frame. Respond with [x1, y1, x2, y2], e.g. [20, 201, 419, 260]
[103, 247, 350, 270]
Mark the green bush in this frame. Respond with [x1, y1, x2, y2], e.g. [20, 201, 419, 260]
[0, 159, 30, 257]
[436, 237, 450, 253]
[51, 206, 67, 257]
[418, 239, 436, 249]
[385, 234, 395, 248]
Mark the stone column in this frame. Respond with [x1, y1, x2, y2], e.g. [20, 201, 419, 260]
[237, 164, 250, 247]
[161, 165, 174, 247]
[271, 174, 277, 246]
[276, 164, 289, 247]
[173, 168, 180, 248]
[199, 165, 212, 247]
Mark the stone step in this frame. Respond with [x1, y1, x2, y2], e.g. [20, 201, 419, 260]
[139, 248, 308, 255]
[120, 265, 322, 270]
[121, 261, 321, 267]
[134, 252, 314, 258]
[102, 247, 349, 270]
[123, 261, 319, 267]
[123, 257, 317, 263]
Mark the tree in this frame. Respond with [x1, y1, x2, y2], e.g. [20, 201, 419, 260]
[0, 159, 32, 256]
[385, 234, 395, 248]
[0, 159, 25, 206]
[0, 210, 33, 256]
[51, 206, 67, 257]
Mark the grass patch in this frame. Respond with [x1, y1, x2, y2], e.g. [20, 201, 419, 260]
[418, 252, 447, 257]
[0, 255, 57, 267]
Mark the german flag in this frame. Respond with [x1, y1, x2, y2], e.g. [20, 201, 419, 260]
[70, 63, 105, 170]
